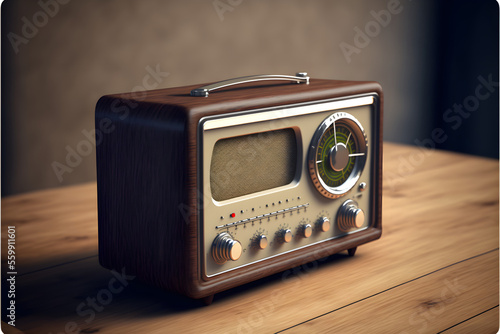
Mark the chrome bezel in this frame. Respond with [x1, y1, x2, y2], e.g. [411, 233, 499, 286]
[308, 112, 368, 199]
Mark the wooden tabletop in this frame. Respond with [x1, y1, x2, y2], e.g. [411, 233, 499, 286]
[1, 143, 498, 334]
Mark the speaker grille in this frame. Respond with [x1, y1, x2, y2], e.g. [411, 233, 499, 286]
[210, 128, 297, 201]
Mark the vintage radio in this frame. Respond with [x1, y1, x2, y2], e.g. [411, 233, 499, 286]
[96, 73, 383, 304]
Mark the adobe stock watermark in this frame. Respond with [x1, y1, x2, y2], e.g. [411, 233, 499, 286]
[385, 74, 498, 190]
[339, 0, 406, 64]
[213, 0, 244, 21]
[7, 0, 71, 54]
[51, 64, 170, 183]
[399, 278, 467, 334]
[48, 267, 135, 334]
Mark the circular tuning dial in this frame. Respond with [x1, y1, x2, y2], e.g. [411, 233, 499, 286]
[279, 229, 292, 243]
[337, 200, 365, 231]
[308, 112, 368, 199]
[318, 217, 331, 232]
[212, 232, 242, 264]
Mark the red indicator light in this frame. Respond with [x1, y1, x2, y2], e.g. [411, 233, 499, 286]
[230, 213, 236, 218]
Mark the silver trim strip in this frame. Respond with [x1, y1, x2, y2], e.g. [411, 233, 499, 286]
[203, 96, 374, 130]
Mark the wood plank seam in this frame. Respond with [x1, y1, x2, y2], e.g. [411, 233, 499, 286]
[276, 248, 499, 333]
[436, 305, 499, 333]
[16, 255, 98, 278]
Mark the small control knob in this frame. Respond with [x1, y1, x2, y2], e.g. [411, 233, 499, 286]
[257, 234, 268, 249]
[279, 229, 292, 243]
[337, 200, 365, 231]
[212, 232, 242, 264]
[318, 217, 330, 232]
[301, 224, 313, 238]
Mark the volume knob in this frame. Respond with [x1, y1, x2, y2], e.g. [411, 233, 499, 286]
[337, 200, 365, 231]
[212, 232, 242, 264]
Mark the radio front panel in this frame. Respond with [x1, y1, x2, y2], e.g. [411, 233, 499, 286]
[200, 95, 378, 277]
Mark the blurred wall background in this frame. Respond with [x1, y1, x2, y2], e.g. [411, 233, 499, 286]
[1, 0, 498, 196]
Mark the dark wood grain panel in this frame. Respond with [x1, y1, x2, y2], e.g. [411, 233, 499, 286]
[95, 98, 191, 294]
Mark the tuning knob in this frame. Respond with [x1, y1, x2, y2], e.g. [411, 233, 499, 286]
[256, 234, 268, 249]
[212, 232, 242, 264]
[337, 200, 365, 231]
[318, 217, 331, 232]
[279, 229, 293, 243]
[300, 224, 313, 238]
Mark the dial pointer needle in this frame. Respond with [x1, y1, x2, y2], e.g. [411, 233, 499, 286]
[333, 121, 337, 146]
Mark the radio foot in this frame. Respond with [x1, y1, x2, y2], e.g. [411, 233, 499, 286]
[347, 247, 357, 257]
[201, 294, 214, 306]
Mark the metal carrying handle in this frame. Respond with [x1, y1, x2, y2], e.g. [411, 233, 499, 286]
[190, 72, 309, 97]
